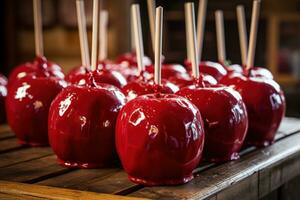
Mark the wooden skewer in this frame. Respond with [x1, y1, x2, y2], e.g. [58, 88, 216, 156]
[132, 4, 145, 73]
[154, 6, 163, 86]
[98, 10, 108, 61]
[33, 0, 44, 57]
[147, 0, 156, 54]
[185, 8, 191, 62]
[196, 0, 207, 63]
[76, 0, 90, 68]
[185, 3, 199, 79]
[215, 10, 226, 63]
[91, 0, 99, 71]
[130, 10, 135, 52]
[246, 0, 261, 69]
[237, 5, 248, 66]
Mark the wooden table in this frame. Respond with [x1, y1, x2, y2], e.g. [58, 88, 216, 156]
[1, 117, 300, 200]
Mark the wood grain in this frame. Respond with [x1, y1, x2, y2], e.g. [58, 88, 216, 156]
[0, 138, 24, 153]
[0, 181, 147, 200]
[0, 147, 53, 168]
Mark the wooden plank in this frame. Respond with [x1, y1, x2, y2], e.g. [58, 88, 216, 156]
[129, 131, 300, 200]
[0, 131, 14, 140]
[278, 117, 300, 135]
[279, 175, 300, 200]
[0, 147, 53, 168]
[38, 168, 140, 195]
[0, 155, 70, 183]
[0, 124, 11, 134]
[0, 181, 147, 200]
[0, 192, 45, 200]
[0, 138, 24, 153]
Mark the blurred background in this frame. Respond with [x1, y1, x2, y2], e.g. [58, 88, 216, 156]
[1, 0, 300, 116]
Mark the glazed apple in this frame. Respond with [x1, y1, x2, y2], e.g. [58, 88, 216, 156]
[220, 73, 285, 146]
[66, 64, 127, 89]
[116, 93, 205, 185]
[122, 78, 178, 101]
[6, 76, 66, 146]
[116, 52, 152, 68]
[8, 56, 64, 87]
[48, 81, 126, 168]
[169, 73, 217, 88]
[177, 85, 248, 162]
[244, 67, 273, 79]
[0, 74, 8, 124]
[185, 60, 227, 81]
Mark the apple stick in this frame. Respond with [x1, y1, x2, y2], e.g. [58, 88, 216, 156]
[197, 0, 207, 63]
[91, 0, 99, 71]
[185, 10, 191, 62]
[185, 3, 199, 79]
[147, 0, 156, 53]
[154, 6, 163, 86]
[132, 4, 145, 73]
[130, 10, 135, 52]
[215, 10, 226, 63]
[246, 0, 260, 69]
[237, 5, 248, 66]
[76, 0, 90, 68]
[98, 10, 108, 61]
[33, 0, 44, 57]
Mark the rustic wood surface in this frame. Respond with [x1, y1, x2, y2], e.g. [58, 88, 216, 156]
[0, 117, 300, 200]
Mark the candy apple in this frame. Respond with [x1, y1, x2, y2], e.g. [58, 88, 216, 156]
[48, 81, 126, 168]
[6, 76, 66, 146]
[116, 93, 205, 185]
[0, 74, 8, 124]
[244, 67, 273, 79]
[169, 73, 217, 88]
[220, 73, 285, 147]
[8, 56, 64, 87]
[177, 85, 248, 162]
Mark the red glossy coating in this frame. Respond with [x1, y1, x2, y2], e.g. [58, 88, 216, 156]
[116, 93, 205, 185]
[122, 79, 179, 101]
[66, 65, 127, 89]
[49, 83, 126, 168]
[6, 77, 66, 146]
[146, 64, 190, 80]
[245, 67, 274, 79]
[0, 74, 8, 124]
[8, 56, 65, 87]
[177, 85, 248, 162]
[169, 73, 217, 88]
[115, 52, 152, 68]
[185, 61, 227, 81]
[220, 73, 285, 147]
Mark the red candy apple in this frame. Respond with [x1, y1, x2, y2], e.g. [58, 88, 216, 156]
[116, 93, 205, 185]
[177, 85, 248, 162]
[220, 73, 285, 146]
[6, 76, 66, 146]
[48, 81, 126, 168]
[8, 56, 64, 87]
[169, 73, 217, 88]
[0, 74, 8, 124]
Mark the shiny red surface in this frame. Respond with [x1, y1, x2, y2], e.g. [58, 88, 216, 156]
[185, 61, 227, 81]
[0, 74, 8, 124]
[244, 67, 274, 79]
[66, 66, 127, 89]
[8, 56, 65, 87]
[115, 52, 152, 68]
[146, 64, 190, 80]
[116, 93, 205, 185]
[177, 86, 248, 162]
[220, 73, 285, 147]
[169, 74, 218, 88]
[122, 79, 179, 101]
[6, 77, 66, 146]
[49, 83, 126, 168]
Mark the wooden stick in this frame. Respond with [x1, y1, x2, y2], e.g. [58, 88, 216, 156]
[132, 4, 145, 73]
[91, 0, 99, 70]
[185, 9, 191, 62]
[197, 0, 207, 63]
[98, 10, 108, 61]
[130, 10, 135, 52]
[76, 0, 90, 68]
[33, 0, 44, 57]
[246, 0, 260, 69]
[237, 5, 248, 66]
[215, 10, 226, 63]
[147, 0, 156, 54]
[154, 6, 163, 86]
[185, 3, 199, 79]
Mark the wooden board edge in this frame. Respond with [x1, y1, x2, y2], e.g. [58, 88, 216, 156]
[0, 180, 149, 200]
